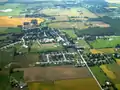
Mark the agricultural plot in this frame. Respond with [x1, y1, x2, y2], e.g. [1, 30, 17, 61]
[28, 78, 100, 90]
[48, 22, 88, 29]
[41, 7, 97, 18]
[100, 65, 116, 79]
[31, 41, 64, 53]
[75, 40, 90, 48]
[0, 3, 25, 16]
[90, 48, 115, 54]
[0, 16, 44, 27]
[106, 63, 120, 84]
[90, 66, 108, 84]
[0, 27, 22, 34]
[61, 29, 77, 39]
[90, 37, 120, 49]
[54, 16, 69, 21]
[0, 71, 11, 90]
[115, 59, 120, 65]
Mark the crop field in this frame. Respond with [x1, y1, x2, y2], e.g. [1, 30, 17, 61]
[0, 71, 11, 90]
[115, 59, 120, 65]
[106, 63, 120, 84]
[100, 65, 116, 79]
[14, 53, 39, 67]
[90, 48, 115, 54]
[15, 66, 91, 82]
[0, 27, 22, 34]
[41, 7, 97, 18]
[31, 41, 64, 53]
[61, 29, 77, 39]
[75, 40, 90, 48]
[54, 16, 69, 21]
[89, 37, 120, 49]
[0, 3, 25, 16]
[28, 78, 100, 90]
[0, 16, 44, 27]
[90, 66, 108, 84]
[48, 22, 88, 29]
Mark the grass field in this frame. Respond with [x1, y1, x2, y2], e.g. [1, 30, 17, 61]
[0, 3, 25, 16]
[11, 71, 24, 81]
[61, 29, 77, 39]
[31, 41, 64, 53]
[0, 71, 11, 90]
[28, 78, 100, 90]
[90, 66, 108, 84]
[0, 27, 22, 34]
[90, 48, 115, 54]
[115, 59, 120, 65]
[106, 63, 120, 84]
[90, 37, 120, 49]
[41, 7, 97, 18]
[100, 65, 116, 79]
[75, 40, 90, 48]
[0, 16, 44, 27]
[48, 22, 88, 29]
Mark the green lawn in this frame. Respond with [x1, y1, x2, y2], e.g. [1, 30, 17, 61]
[0, 3, 25, 16]
[61, 30, 77, 39]
[90, 36, 120, 49]
[90, 66, 108, 84]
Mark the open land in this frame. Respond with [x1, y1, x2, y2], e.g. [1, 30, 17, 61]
[0, 16, 44, 27]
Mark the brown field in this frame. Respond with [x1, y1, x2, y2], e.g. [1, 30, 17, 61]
[0, 16, 44, 27]
[90, 48, 115, 54]
[15, 66, 91, 82]
[100, 65, 116, 79]
[28, 78, 100, 90]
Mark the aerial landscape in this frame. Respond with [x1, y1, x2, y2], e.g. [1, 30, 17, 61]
[0, 0, 120, 90]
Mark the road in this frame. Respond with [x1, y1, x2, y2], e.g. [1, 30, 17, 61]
[77, 50, 103, 90]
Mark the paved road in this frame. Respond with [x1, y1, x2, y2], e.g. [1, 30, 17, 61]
[77, 50, 103, 90]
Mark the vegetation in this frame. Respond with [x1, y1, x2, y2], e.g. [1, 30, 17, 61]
[61, 29, 77, 39]
[90, 66, 108, 84]
[89, 37, 120, 49]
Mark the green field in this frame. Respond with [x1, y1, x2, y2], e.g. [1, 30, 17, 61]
[0, 27, 22, 34]
[61, 29, 77, 39]
[0, 71, 11, 90]
[31, 41, 64, 53]
[90, 36, 120, 49]
[0, 3, 25, 16]
[11, 71, 24, 81]
[75, 40, 90, 48]
[90, 66, 108, 84]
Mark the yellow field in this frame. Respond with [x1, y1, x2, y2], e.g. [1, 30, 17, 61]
[0, 16, 44, 27]
[116, 59, 120, 66]
[90, 48, 115, 54]
[100, 65, 116, 79]
[28, 78, 100, 90]
[115, 84, 120, 90]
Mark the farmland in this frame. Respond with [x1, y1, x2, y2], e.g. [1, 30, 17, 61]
[0, 16, 44, 27]
[90, 66, 108, 84]
[61, 29, 77, 39]
[31, 41, 64, 53]
[41, 7, 98, 18]
[0, 3, 25, 16]
[89, 36, 120, 49]
[28, 78, 100, 90]
[48, 22, 88, 29]
[100, 65, 116, 79]
[90, 48, 115, 54]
